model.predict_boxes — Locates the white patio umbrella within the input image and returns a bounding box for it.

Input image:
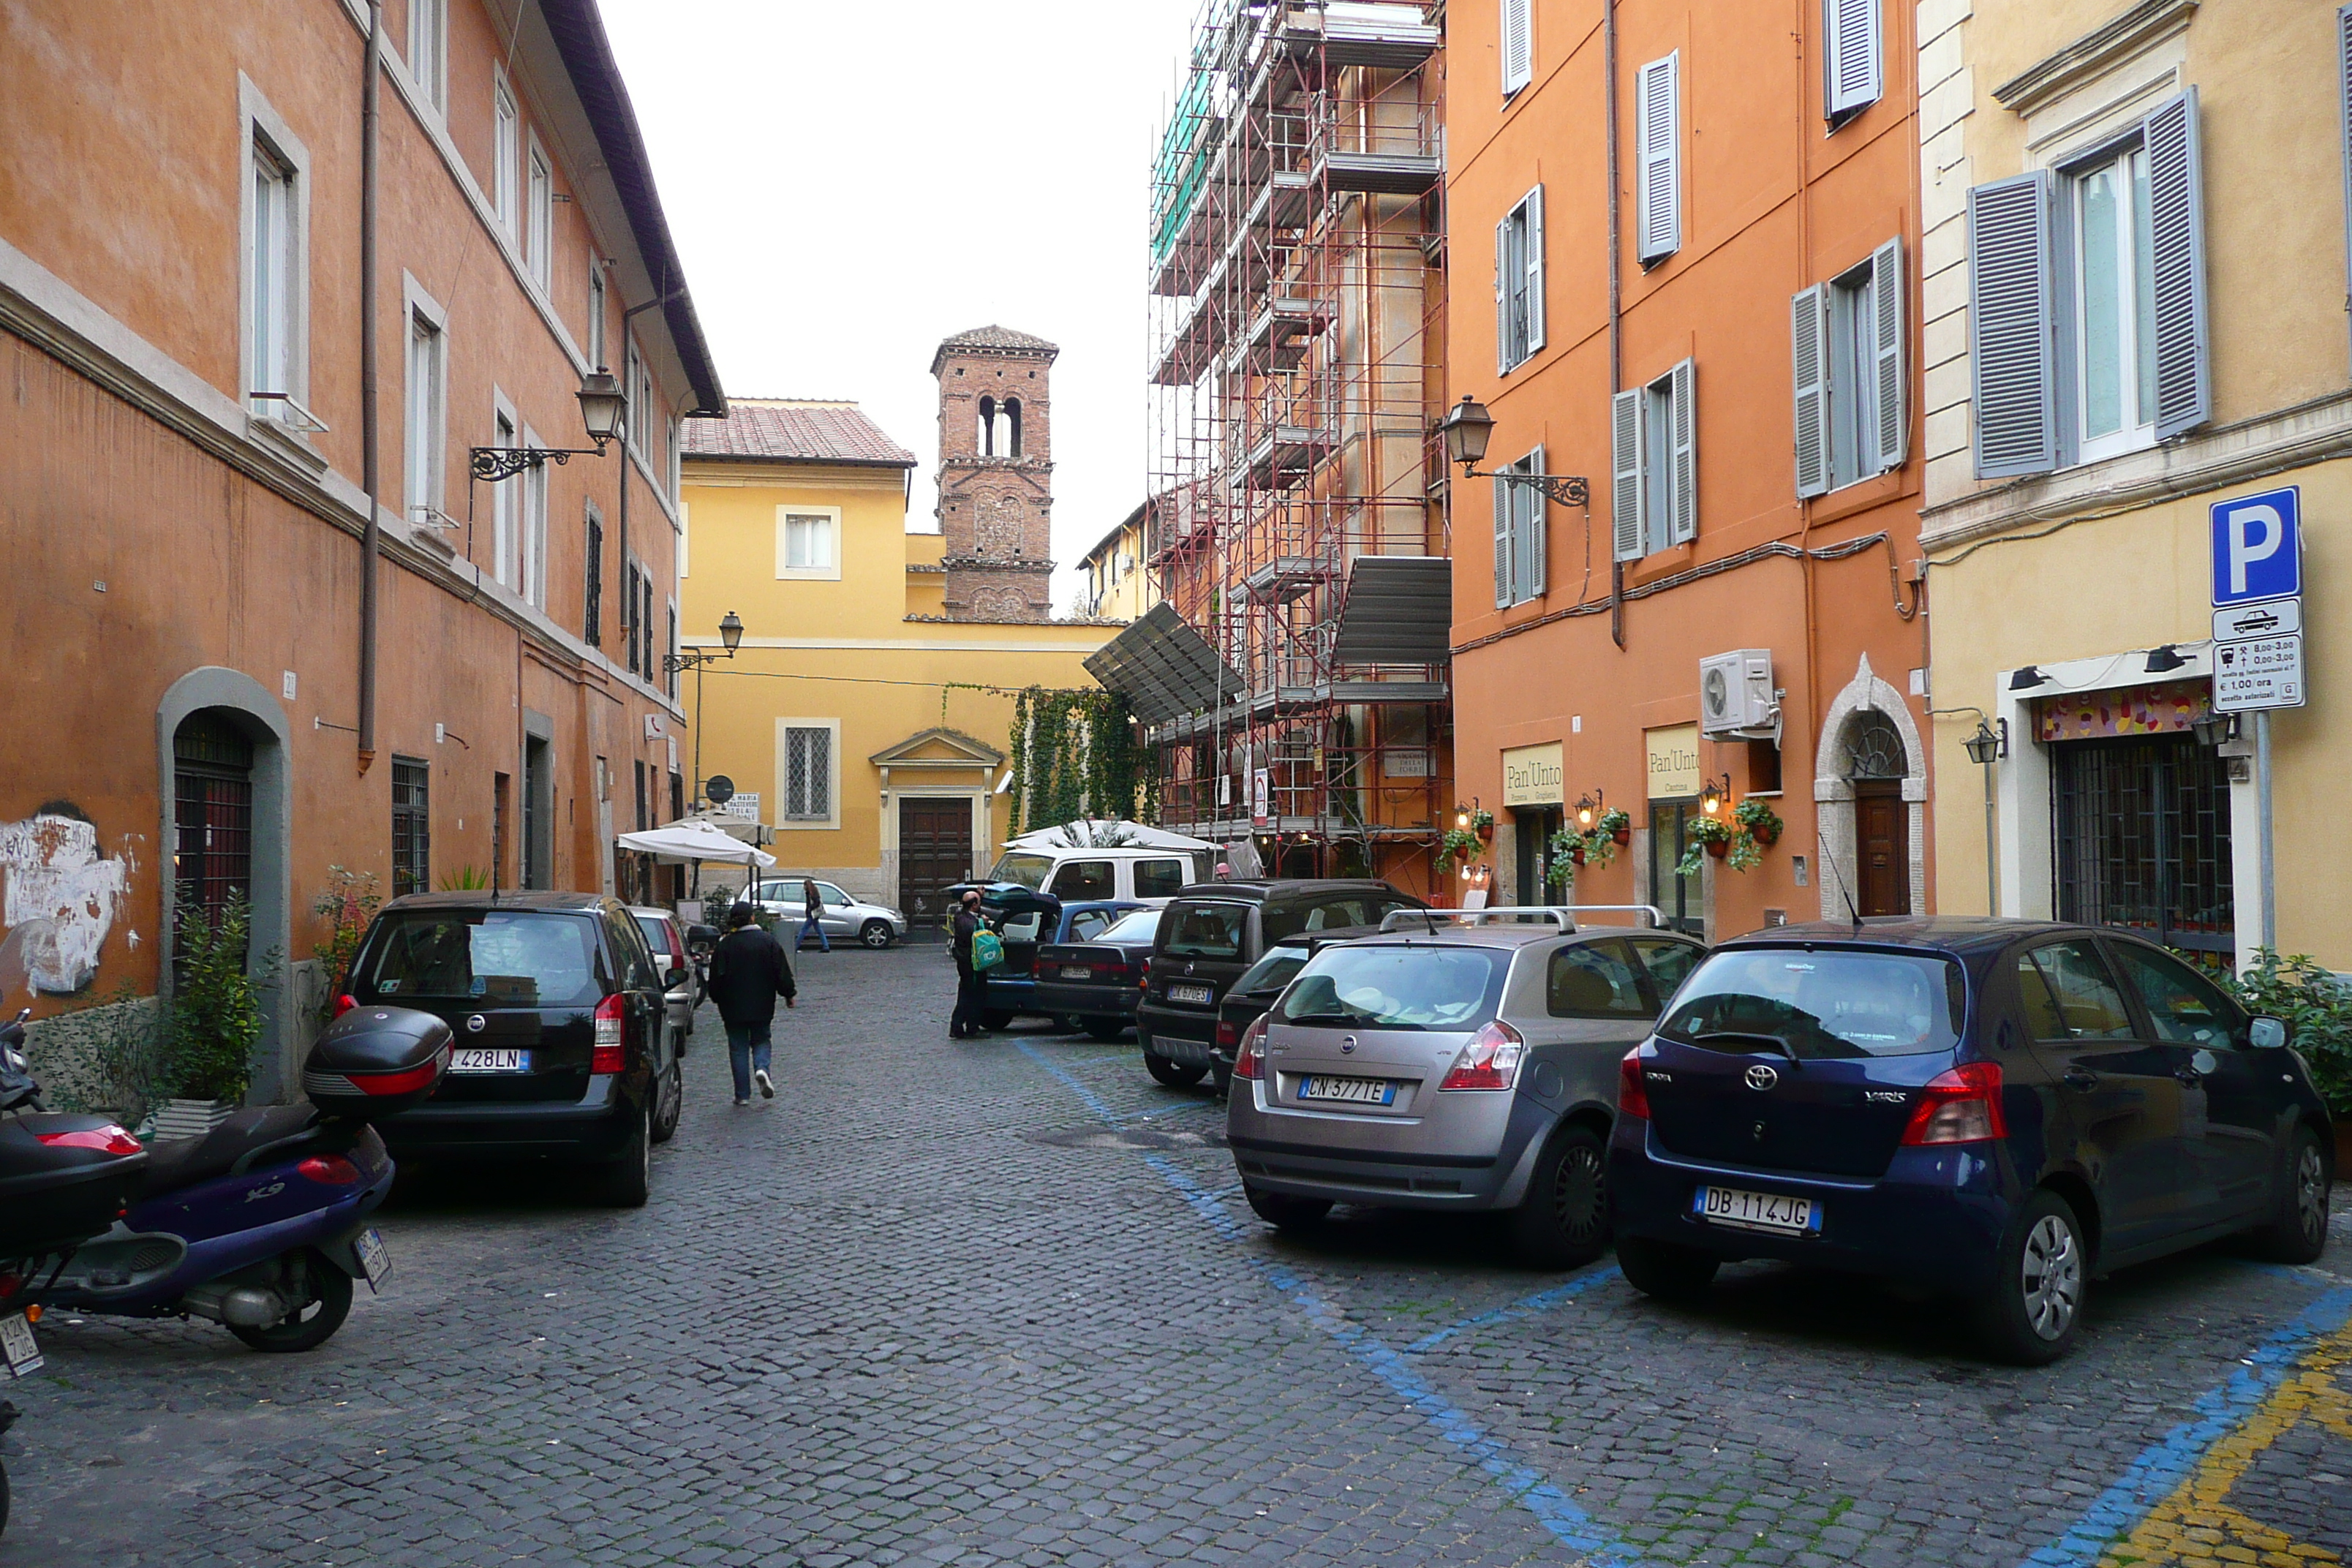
[1003,820,1217,852]
[615,821,776,872]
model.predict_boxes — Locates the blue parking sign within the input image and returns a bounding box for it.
[2211,487,2301,606]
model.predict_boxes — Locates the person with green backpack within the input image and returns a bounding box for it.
[949,889,1000,1039]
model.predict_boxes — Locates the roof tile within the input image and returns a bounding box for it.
[684,400,916,467]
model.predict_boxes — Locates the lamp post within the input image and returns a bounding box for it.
[1439,394,1591,508]
[1931,707,2007,914]
[469,369,628,481]
[664,611,744,810]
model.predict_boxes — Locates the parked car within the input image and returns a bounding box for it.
[1208,927,1385,1095]
[750,878,907,949]
[344,892,685,1205]
[1608,918,2335,1363]
[1029,907,1164,1041]
[979,897,1148,1030]
[1227,919,1706,1265]
[629,906,698,1050]
[1138,881,1427,1088]
[951,845,1208,911]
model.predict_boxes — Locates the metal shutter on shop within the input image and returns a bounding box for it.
[1871,237,1907,472]
[1966,170,2059,478]
[1637,55,1681,263]
[2141,90,2210,440]
[1611,389,1644,561]
[1791,284,1831,497]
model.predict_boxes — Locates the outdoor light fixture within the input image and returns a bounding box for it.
[1960,719,2009,766]
[1575,791,1602,828]
[1455,802,1472,831]
[2008,666,2049,691]
[470,370,629,482]
[2144,644,2190,674]
[1439,393,1591,506]
[666,611,743,676]
[1700,775,1729,815]
[718,610,745,654]
[2190,710,2237,747]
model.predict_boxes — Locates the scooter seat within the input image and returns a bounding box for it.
[138,1105,325,1198]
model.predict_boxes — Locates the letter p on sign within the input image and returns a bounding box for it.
[2211,486,2301,607]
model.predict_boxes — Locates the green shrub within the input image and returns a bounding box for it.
[310,865,380,1019]
[2228,949,2352,1116]
[163,897,269,1104]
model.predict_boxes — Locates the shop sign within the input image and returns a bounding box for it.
[1251,767,1271,826]
[2035,680,2209,742]
[1501,743,1564,808]
[1645,724,1700,799]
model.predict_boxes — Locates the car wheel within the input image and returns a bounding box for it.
[2252,1123,2331,1264]
[981,1010,1014,1033]
[650,1058,684,1145]
[1244,1183,1331,1230]
[1509,1124,1612,1270]
[860,920,893,950]
[598,1101,652,1209]
[227,1248,355,1353]
[1144,1047,1207,1088]
[1975,1188,2087,1365]
[1616,1235,1720,1303]
[1082,1017,1128,1042]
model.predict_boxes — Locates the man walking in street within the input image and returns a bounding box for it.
[708,903,796,1104]
[796,876,830,954]
[949,889,988,1040]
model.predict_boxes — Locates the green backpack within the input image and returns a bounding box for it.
[970,928,1006,971]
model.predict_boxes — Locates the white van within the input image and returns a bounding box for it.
[981,845,1209,905]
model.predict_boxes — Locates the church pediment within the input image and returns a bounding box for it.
[870,726,1006,767]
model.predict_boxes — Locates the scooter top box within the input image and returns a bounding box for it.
[0,1113,146,1258]
[304,1005,452,1120]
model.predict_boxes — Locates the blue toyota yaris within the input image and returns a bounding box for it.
[1608,917,2334,1364]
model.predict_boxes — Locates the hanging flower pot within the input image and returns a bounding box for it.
[1569,843,1586,866]
[1750,822,1779,847]
[1705,837,1730,860]
[1477,823,1495,844]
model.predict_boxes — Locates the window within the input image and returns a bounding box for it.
[1967,91,2209,479]
[587,261,607,370]
[777,508,840,579]
[626,342,653,458]
[1500,0,1532,96]
[1793,241,1904,496]
[678,502,689,578]
[1661,949,1967,1058]
[407,0,447,110]
[1635,53,1681,265]
[1491,447,1547,606]
[491,407,518,587]
[666,600,678,698]
[584,507,604,647]
[1494,184,1545,373]
[1627,936,1703,1001]
[492,79,519,233]
[668,414,682,502]
[782,725,833,821]
[1278,947,1508,1031]
[1051,861,1116,901]
[521,432,549,607]
[1068,909,1113,943]
[248,137,300,415]
[2108,941,2244,1049]
[173,713,255,930]
[1823,0,1882,121]
[1134,858,1188,899]
[2019,941,2135,1041]
[640,569,655,679]
[621,559,641,673]
[1548,941,1651,1019]
[391,756,431,897]
[1612,360,1695,559]
[527,145,553,290]
[2052,733,2234,959]
[404,306,446,524]
[356,910,602,1008]
[1162,902,1248,959]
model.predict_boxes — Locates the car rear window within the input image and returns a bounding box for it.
[1134,858,1188,899]
[359,911,605,1009]
[987,853,1052,891]
[1162,902,1248,959]
[633,916,674,957]
[1277,946,1509,1031]
[1659,949,1966,1059]
[1099,909,1161,944]
[1233,946,1310,997]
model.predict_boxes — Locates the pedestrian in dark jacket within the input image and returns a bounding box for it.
[949,890,989,1040]
[707,903,796,1104]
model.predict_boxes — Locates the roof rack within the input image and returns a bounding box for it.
[1378,905,1672,935]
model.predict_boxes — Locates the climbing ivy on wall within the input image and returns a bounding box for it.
[1009,689,1153,834]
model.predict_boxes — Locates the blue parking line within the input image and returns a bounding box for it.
[1409,1267,1624,1354]
[2019,1281,2352,1568]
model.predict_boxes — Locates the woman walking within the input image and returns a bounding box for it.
[797,876,831,953]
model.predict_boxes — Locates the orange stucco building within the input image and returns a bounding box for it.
[1445,0,1932,939]
[0,0,720,1103]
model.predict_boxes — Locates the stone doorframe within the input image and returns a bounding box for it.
[1813,655,1928,920]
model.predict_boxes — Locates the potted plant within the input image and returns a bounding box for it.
[157,896,269,1139]
[2228,950,2352,1167]
[1473,807,1496,845]
[1441,826,1482,864]
[1733,797,1784,848]
[1676,815,1734,875]
[1598,807,1632,847]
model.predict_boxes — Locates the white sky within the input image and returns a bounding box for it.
[602,1,1203,612]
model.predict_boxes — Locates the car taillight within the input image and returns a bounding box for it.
[297,1154,362,1185]
[1439,1020,1526,1091]
[36,1126,143,1156]
[1214,1019,1239,1049]
[1901,1061,2008,1145]
[1618,1047,1651,1120]
[1234,1015,1270,1080]
[592,994,626,1074]
[333,993,358,1019]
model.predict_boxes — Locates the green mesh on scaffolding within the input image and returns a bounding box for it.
[1150,0,1242,271]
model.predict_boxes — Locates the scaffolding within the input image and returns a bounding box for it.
[1137,0,1451,889]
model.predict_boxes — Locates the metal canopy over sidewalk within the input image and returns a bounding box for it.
[1084,602,1244,725]
[1331,556,1452,666]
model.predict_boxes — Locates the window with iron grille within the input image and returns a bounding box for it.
[173,712,255,930]
[2051,733,2234,960]
[783,726,832,821]
[391,756,430,897]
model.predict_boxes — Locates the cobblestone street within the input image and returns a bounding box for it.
[4,945,2348,1568]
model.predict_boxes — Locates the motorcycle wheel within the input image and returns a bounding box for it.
[228,1248,354,1353]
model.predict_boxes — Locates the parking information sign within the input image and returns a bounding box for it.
[2209,487,2307,713]
[2214,635,2305,712]
[2211,487,2301,606]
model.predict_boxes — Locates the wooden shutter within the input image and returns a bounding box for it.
[1825,0,1883,118]
[2142,89,2210,440]
[1870,237,1907,472]
[1495,214,1512,374]
[1791,284,1831,497]
[1493,470,1514,606]
[1668,360,1697,544]
[1524,445,1547,597]
[1611,389,1644,562]
[1966,170,2058,479]
[1524,185,1546,354]
[1501,0,1533,95]
[1637,55,1681,263]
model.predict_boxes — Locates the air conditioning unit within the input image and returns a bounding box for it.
[1700,649,1778,736]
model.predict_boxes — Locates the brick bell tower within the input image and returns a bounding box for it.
[931,325,1058,622]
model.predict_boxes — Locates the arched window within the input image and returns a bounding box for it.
[977,396,996,456]
[1003,397,1022,458]
[1843,710,1908,780]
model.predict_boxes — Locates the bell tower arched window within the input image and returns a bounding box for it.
[1003,397,1022,458]
[977,395,997,456]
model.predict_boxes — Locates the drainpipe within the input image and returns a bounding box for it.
[357,0,384,772]
[1605,0,1625,651]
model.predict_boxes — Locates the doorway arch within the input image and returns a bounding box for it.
[1813,655,1926,919]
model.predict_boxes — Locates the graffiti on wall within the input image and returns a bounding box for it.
[0,810,133,994]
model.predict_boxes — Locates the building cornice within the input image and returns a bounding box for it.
[1991,0,2199,118]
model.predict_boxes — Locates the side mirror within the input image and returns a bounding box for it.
[2248,1015,2290,1051]
[665,966,689,990]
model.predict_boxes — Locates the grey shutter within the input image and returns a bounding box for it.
[1668,359,1697,543]
[1493,471,1513,606]
[1871,236,1907,471]
[1524,185,1546,354]
[1501,0,1532,95]
[1966,170,2058,478]
[1495,214,1512,374]
[1611,389,1643,561]
[1637,55,1681,263]
[1791,284,1831,497]
[1825,0,1883,118]
[2142,89,2210,440]
[1524,445,1548,596]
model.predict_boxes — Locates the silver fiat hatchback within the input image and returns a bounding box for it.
[1226,917,1705,1266]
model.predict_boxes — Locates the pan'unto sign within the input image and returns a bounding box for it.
[1501,744,1563,807]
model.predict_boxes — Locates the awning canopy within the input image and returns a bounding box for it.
[1333,555,1452,666]
[1005,821,1218,852]
[615,821,775,868]
[1083,601,1243,725]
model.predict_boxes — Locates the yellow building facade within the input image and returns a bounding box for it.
[1078,504,1156,622]
[679,371,1115,926]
